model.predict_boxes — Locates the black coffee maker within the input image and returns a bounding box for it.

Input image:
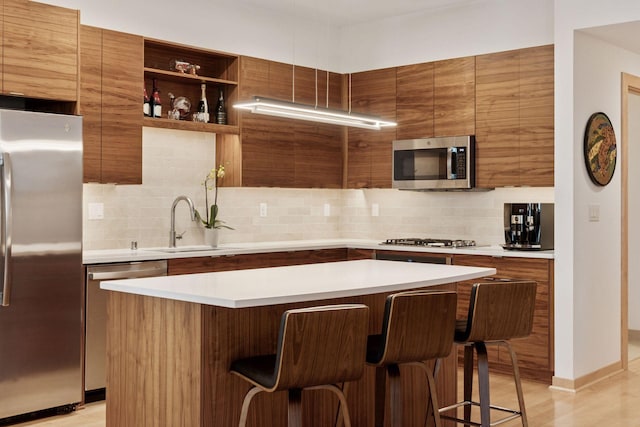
[503,203,554,250]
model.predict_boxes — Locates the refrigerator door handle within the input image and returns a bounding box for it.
[0,152,12,307]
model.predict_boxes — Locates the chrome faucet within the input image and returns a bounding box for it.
[170,195,197,248]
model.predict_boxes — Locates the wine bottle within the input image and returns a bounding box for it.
[151,78,162,118]
[198,83,209,123]
[143,88,151,117]
[215,88,227,125]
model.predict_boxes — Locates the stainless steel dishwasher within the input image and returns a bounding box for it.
[85,260,168,396]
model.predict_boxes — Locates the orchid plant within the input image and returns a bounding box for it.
[195,165,234,230]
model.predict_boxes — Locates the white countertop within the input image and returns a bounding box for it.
[83,238,554,265]
[100,259,496,308]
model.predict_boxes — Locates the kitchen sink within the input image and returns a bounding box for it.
[143,245,230,253]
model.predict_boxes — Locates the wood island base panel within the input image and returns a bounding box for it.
[103,260,495,426]
[106,288,458,427]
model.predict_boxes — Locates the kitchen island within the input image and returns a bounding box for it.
[102,259,495,427]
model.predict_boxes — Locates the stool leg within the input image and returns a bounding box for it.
[388,364,402,426]
[463,345,474,424]
[504,341,528,427]
[424,361,442,427]
[238,386,263,427]
[374,366,387,427]
[476,342,490,427]
[288,388,303,427]
[334,382,348,427]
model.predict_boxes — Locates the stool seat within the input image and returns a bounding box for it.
[230,304,369,427]
[440,280,537,427]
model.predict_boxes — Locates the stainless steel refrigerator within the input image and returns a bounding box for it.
[0,109,83,419]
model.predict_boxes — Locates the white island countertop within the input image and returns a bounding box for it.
[100,259,496,308]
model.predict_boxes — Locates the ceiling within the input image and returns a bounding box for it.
[237,0,482,26]
[582,21,640,56]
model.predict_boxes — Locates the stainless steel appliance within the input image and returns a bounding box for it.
[0,109,83,419]
[392,136,475,190]
[381,238,477,248]
[503,203,554,250]
[85,260,168,394]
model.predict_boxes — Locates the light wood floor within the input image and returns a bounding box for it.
[8,358,640,426]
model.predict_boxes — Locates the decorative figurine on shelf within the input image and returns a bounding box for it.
[170,59,201,76]
[167,93,180,120]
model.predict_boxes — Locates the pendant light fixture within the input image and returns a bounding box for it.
[234,96,397,130]
[233,2,396,130]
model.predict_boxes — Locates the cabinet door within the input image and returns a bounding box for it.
[453,254,553,383]
[79,25,103,183]
[396,62,434,140]
[347,68,396,188]
[3,0,78,101]
[519,45,554,187]
[434,57,475,137]
[475,49,520,188]
[100,30,143,184]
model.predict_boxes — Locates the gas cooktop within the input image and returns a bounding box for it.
[381,238,477,248]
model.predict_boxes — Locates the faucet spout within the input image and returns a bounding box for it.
[170,195,197,247]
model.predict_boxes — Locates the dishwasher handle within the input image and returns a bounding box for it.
[88,265,167,281]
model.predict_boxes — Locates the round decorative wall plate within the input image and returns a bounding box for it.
[584,112,617,186]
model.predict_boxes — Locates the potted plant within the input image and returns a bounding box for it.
[195,165,233,247]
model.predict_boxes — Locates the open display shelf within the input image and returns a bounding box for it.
[143,38,239,134]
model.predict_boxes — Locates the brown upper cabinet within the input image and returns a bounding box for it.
[434,56,476,137]
[396,62,435,140]
[3,0,79,102]
[347,67,397,188]
[220,56,343,188]
[80,26,143,184]
[475,45,554,188]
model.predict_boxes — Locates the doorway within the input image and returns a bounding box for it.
[622,73,640,367]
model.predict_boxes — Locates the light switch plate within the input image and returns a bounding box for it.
[323,203,331,217]
[372,203,380,217]
[588,204,600,222]
[259,203,268,217]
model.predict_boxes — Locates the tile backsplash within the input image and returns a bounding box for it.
[83,128,554,250]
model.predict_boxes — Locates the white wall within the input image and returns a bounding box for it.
[41,0,552,73]
[554,0,640,381]
[338,0,554,72]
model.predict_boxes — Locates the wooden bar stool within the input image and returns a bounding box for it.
[439,280,537,427]
[366,290,458,427]
[229,304,369,427]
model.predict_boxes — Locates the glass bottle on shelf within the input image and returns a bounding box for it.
[198,83,209,123]
[215,88,226,125]
[143,88,151,117]
[150,78,162,118]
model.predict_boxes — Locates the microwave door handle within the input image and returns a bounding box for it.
[0,153,12,307]
[447,148,457,179]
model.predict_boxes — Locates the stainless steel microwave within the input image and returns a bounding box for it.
[392,136,475,190]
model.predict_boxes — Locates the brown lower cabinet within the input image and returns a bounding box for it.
[168,248,351,275]
[453,254,554,383]
[168,248,553,384]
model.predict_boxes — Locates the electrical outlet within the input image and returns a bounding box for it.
[88,202,104,220]
[323,203,331,217]
[372,203,380,217]
[259,202,268,217]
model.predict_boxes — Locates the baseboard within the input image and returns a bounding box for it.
[551,360,623,392]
